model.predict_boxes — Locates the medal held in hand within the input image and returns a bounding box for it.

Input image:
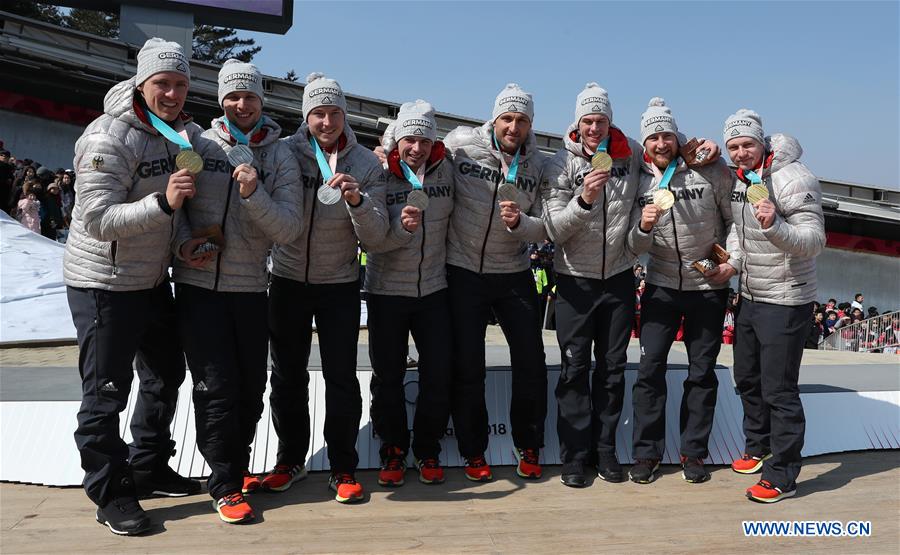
[227,144,254,168]
[746,183,769,205]
[591,151,613,171]
[652,188,675,211]
[498,182,519,203]
[317,183,342,205]
[175,149,204,175]
[406,189,429,211]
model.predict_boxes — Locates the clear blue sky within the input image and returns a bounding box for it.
[245,1,899,189]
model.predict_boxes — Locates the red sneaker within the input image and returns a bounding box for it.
[213,492,254,524]
[514,447,542,479]
[329,473,365,503]
[416,458,445,484]
[378,446,407,487]
[242,471,261,494]
[260,463,308,492]
[731,453,772,474]
[746,479,796,503]
[464,455,493,482]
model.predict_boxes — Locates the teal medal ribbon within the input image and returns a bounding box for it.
[310,136,335,181]
[745,169,763,185]
[399,160,424,190]
[492,132,520,183]
[145,108,192,151]
[224,117,263,145]
[657,158,678,190]
[595,136,610,154]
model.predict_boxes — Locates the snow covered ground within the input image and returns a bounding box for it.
[0,211,76,343]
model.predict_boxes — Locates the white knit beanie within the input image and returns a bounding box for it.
[575,82,612,123]
[302,72,347,121]
[136,37,190,85]
[724,108,765,145]
[393,99,437,143]
[218,59,264,107]
[492,83,534,122]
[640,97,678,144]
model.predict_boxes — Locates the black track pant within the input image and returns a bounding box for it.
[632,284,728,460]
[447,265,547,458]
[554,270,633,463]
[67,282,185,507]
[733,299,809,491]
[268,276,361,473]
[176,284,268,500]
[367,289,452,460]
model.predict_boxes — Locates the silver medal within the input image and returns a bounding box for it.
[317,183,342,205]
[406,189,430,210]
[498,183,519,203]
[227,144,254,168]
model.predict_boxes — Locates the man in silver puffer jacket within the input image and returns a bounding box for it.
[171,60,301,524]
[262,73,387,504]
[362,100,455,487]
[723,109,825,503]
[626,98,739,486]
[444,83,548,483]
[64,38,201,536]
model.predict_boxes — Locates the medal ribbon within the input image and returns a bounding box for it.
[399,160,426,190]
[492,132,520,184]
[310,136,338,182]
[745,169,763,185]
[650,158,678,190]
[595,136,610,154]
[145,109,193,151]
[224,117,263,146]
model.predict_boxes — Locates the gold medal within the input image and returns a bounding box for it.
[591,151,613,172]
[175,149,204,175]
[652,189,675,211]
[746,183,769,205]
[406,189,430,211]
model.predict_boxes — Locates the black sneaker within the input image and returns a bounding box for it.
[596,454,625,483]
[560,461,588,488]
[681,456,710,483]
[96,497,151,536]
[133,464,201,497]
[629,459,660,484]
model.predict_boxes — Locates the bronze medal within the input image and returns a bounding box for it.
[746,183,769,205]
[175,149,204,175]
[652,189,675,211]
[497,182,519,203]
[406,189,430,211]
[591,151,613,171]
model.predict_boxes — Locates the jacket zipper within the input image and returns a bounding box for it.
[417,210,426,298]
[670,196,683,290]
[478,177,499,274]
[110,240,118,275]
[212,176,235,291]
[601,185,608,280]
[740,197,754,302]
[304,169,320,284]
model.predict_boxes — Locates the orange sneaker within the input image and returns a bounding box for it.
[242,471,261,494]
[464,455,493,482]
[213,492,254,524]
[416,458,445,484]
[378,446,407,487]
[260,463,307,492]
[731,453,772,474]
[746,479,796,503]
[513,447,542,479]
[329,473,364,503]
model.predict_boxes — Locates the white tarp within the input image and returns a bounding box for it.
[0,212,76,343]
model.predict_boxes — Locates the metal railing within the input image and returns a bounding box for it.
[822,310,900,353]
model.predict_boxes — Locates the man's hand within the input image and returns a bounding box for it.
[499,200,521,229]
[166,169,195,210]
[581,169,610,204]
[705,263,737,285]
[233,163,258,199]
[330,173,361,206]
[400,205,421,232]
[640,204,662,232]
[179,237,216,268]
[373,145,387,165]
[754,198,776,229]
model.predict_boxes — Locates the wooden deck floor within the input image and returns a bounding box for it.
[1,451,897,554]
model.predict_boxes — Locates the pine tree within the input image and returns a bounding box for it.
[284,70,299,82]
[65,9,119,39]
[1,1,64,25]
[192,24,261,64]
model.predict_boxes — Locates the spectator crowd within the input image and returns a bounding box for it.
[0,144,75,241]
